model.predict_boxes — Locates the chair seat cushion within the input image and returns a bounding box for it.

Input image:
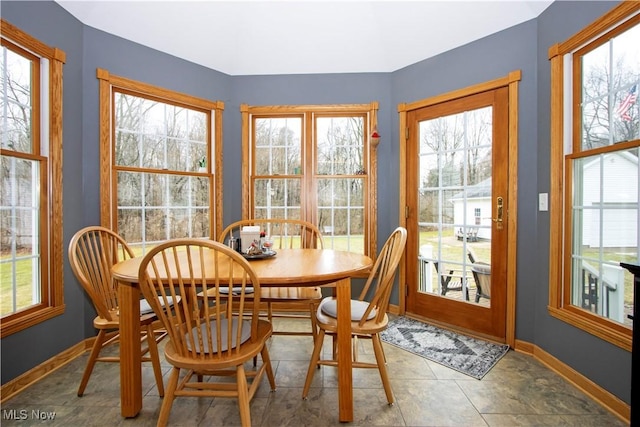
[186,318,251,353]
[139,296,176,315]
[219,287,255,295]
[319,297,376,321]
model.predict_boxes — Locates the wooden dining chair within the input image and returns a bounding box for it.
[217,218,325,339]
[137,239,276,427]
[68,226,166,397]
[301,226,407,405]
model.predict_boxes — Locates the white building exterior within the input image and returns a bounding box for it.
[450,178,492,241]
[581,151,638,248]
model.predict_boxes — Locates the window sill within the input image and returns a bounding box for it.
[548,305,631,351]
[0,305,66,339]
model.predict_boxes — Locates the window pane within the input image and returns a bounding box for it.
[0,156,40,315]
[117,171,210,247]
[316,117,364,175]
[253,178,301,219]
[254,117,301,176]
[581,23,640,149]
[442,189,458,226]
[571,148,638,325]
[115,93,208,172]
[317,177,364,252]
[0,47,33,154]
[419,189,439,225]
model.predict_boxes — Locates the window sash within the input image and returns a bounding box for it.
[572,13,640,153]
[0,19,65,337]
[98,69,223,252]
[548,2,640,350]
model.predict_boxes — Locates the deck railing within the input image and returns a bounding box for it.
[579,261,625,323]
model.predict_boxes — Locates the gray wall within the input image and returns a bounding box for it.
[1,0,631,407]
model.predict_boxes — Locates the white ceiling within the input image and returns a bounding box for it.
[55,0,554,76]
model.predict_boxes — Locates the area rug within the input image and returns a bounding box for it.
[380,316,509,379]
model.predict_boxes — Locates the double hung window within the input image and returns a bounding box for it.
[241,103,379,257]
[0,20,65,337]
[548,3,639,349]
[98,69,223,252]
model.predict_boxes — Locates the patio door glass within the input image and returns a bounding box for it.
[406,87,508,340]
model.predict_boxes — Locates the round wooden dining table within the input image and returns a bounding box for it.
[112,247,372,423]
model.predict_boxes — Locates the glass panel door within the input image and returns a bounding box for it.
[406,87,508,340]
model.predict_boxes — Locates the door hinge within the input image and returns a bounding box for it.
[405,206,409,218]
[405,127,409,140]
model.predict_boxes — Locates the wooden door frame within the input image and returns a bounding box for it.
[397,71,520,348]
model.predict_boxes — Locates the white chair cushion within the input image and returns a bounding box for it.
[139,296,176,315]
[319,297,376,321]
[186,318,251,353]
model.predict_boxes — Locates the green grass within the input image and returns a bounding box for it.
[0,257,37,316]
[321,235,364,253]
[418,229,491,263]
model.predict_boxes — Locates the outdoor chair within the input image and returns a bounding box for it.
[433,261,470,301]
[467,247,491,302]
[470,263,491,302]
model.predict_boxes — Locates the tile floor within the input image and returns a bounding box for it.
[1,317,628,426]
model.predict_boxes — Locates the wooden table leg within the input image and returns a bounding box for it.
[336,277,353,422]
[117,280,142,417]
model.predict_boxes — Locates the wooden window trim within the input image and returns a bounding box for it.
[547,2,640,351]
[0,20,66,338]
[96,68,224,237]
[240,103,379,259]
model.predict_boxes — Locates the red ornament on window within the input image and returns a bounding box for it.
[371,127,381,147]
